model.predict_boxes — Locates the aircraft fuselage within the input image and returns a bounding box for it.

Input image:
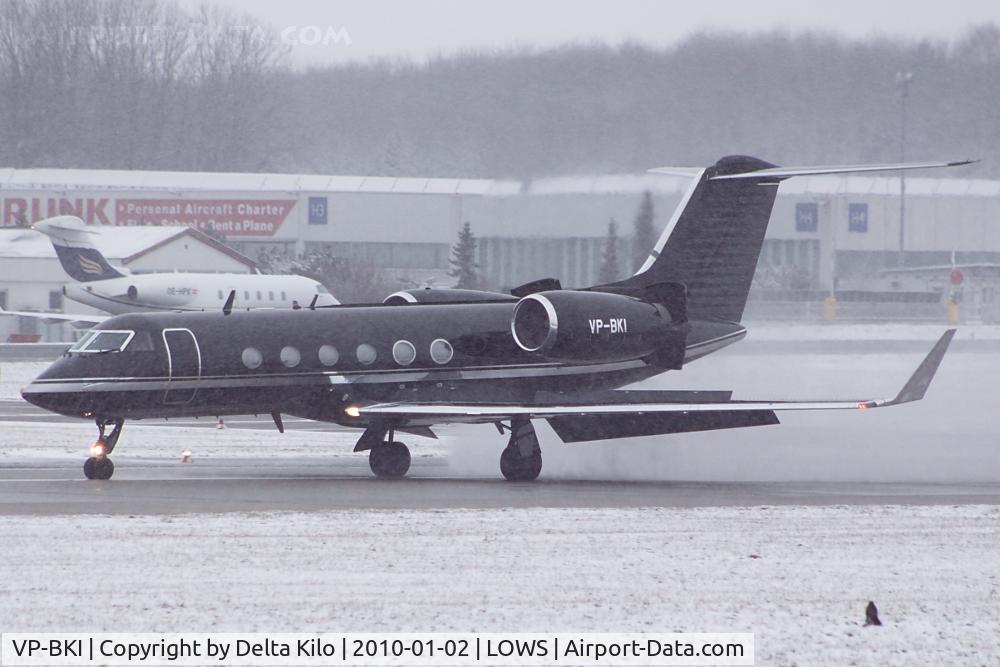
[22,304,744,427]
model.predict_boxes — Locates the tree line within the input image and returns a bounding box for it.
[1,0,998,179]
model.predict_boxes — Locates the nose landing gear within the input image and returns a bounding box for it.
[84,417,124,480]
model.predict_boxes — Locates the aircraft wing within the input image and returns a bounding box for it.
[358,329,955,420]
[0,307,107,324]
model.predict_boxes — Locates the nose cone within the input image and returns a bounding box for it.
[19,358,92,418]
[20,379,56,411]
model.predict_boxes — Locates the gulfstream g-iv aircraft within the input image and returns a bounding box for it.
[21,156,967,481]
[0,216,337,324]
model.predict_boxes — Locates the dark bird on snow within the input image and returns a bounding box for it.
[864,600,882,626]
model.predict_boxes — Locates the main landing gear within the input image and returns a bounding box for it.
[498,417,542,481]
[356,425,411,478]
[369,441,411,479]
[84,417,124,480]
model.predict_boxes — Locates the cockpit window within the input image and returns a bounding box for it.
[74,330,135,354]
[69,331,98,352]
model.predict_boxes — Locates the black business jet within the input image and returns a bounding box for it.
[21,156,966,481]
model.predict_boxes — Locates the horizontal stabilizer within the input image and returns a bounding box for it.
[707,160,976,181]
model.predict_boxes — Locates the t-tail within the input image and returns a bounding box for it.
[34,216,125,283]
[602,155,974,323]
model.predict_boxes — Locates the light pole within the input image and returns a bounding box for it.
[896,71,914,267]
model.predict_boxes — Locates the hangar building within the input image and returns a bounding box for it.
[2,165,999,323]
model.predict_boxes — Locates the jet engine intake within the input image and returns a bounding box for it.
[511,290,677,362]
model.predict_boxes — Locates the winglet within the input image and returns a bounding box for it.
[882,329,956,406]
[222,290,236,315]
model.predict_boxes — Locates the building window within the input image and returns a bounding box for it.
[849,203,868,233]
[49,290,63,310]
[308,197,328,225]
[795,203,818,232]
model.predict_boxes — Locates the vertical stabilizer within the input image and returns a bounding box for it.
[34,216,125,282]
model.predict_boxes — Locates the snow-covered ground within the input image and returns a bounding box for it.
[1,505,997,665]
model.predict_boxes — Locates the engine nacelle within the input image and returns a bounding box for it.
[384,288,517,305]
[511,290,676,362]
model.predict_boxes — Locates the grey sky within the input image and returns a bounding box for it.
[204,0,1000,66]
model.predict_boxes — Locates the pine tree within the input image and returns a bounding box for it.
[631,190,656,272]
[449,221,479,289]
[598,219,620,284]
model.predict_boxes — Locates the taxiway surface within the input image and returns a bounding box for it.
[2,456,1000,515]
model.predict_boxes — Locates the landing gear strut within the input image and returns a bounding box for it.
[499,417,542,481]
[84,417,124,481]
[357,425,411,478]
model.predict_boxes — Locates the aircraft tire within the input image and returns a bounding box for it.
[369,441,410,478]
[500,446,542,481]
[84,456,114,480]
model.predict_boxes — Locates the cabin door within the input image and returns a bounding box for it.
[162,328,201,404]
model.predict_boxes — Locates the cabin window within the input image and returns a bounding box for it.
[241,347,263,369]
[129,330,155,351]
[280,345,301,368]
[356,343,377,365]
[74,330,134,354]
[281,291,287,301]
[218,290,224,300]
[269,291,275,301]
[430,338,454,364]
[392,340,416,366]
[318,344,339,366]
[244,291,250,301]
[256,291,262,301]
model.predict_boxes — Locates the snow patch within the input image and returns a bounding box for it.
[1,505,997,666]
